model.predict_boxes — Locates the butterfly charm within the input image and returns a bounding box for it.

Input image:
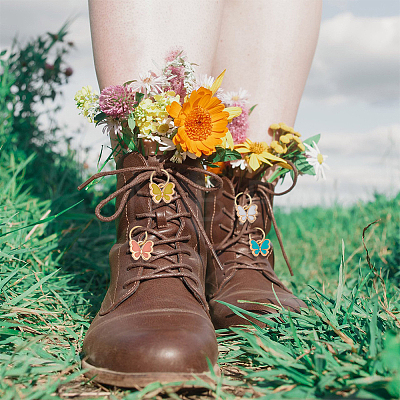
[249,227,271,257]
[236,203,258,224]
[249,238,271,257]
[235,192,258,224]
[129,227,154,261]
[149,170,175,204]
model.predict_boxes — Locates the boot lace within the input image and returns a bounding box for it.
[215,161,298,278]
[78,162,223,307]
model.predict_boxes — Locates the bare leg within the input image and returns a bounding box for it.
[88,0,225,160]
[212,0,322,143]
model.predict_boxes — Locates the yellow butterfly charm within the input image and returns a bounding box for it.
[149,169,175,204]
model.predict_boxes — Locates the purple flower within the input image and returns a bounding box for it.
[164,48,189,101]
[165,48,182,63]
[228,101,249,144]
[166,65,186,100]
[99,85,136,119]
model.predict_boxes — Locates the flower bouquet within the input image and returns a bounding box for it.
[75,50,328,182]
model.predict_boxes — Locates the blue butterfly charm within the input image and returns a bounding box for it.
[249,238,271,257]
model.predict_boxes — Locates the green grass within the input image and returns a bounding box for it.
[0,146,399,399]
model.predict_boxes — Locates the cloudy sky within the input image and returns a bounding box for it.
[1,0,399,208]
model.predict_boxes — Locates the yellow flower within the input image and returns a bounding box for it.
[75,85,99,123]
[227,107,242,122]
[278,122,295,134]
[270,140,285,154]
[286,134,305,151]
[221,130,234,150]
[286,126,295,134]
[167,70,239,157]
[135,96,179,136]
[292,135,302,144]
[269,123,280,130]
[154,91,180,107]
[235,139,288,171]
[279,134,292,144]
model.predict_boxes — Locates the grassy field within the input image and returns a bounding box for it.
[1,144,399,399]
[1,28,399,400]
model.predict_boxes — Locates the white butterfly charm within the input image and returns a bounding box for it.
[234,192,258,224]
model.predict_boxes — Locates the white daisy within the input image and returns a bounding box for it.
[170,149,197,163]
[157,137,176,152]
[137,131,153,141]
[205,176,215,189]
[194,74,223,97]
[155,118,175,136]
[230,159,249,171]
[220,88,249,105]
[304,141,330,180]
[196,74,215,90]
[136,134,176,152]
[130,71,169,96]
[97,118,122,136]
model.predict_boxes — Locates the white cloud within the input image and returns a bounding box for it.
[276,124,400,208]
[319,124,400,191]
[305,12,400,106]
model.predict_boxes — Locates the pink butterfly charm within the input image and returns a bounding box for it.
[129,239,154,261]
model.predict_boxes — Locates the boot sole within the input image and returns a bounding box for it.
[82,360,220,388]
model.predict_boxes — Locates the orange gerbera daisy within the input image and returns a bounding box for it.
[167,71,241,157]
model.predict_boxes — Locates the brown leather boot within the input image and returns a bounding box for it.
[78,151,223,387]
[205,170,306,329]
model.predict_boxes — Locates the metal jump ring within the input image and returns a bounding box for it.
[249,227,266,243]
[129,226,148,245]
[234,192,252,209]
[149,169,170,187]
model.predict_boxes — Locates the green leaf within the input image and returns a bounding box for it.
[132,125,140,148]
[210,147,242,163]
[210,147,225,163]
[294,155,315,175]
[303,133,321,146]
[369,296,378,358]
[224,149,242,161]
[94,111,107,125]
[206,163,221,169]
[122,131,138,152]
[123,79,136,86]
[267,167,287,183]
[0,269,19,293]
[135,92,144,103]
[249,104,257,115]
[127,112,136,131]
